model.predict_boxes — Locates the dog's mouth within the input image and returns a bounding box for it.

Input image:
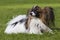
[30,12,36,16]
[30,11,40,18]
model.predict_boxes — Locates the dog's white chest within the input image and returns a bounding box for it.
[28,18,42,34]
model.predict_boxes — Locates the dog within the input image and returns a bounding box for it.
[4,14,53,34]
[4,6,54,34]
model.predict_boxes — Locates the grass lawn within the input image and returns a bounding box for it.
[0,0,60,40]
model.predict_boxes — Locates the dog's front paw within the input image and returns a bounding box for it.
[49,31,54,34]
[39,33,43,35]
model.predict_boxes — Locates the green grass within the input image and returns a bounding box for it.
[0,0,60,40]
[0,0,60,5]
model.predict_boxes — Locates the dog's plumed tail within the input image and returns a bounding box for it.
[4,15,27,34]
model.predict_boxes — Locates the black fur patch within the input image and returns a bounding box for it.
[12,18,26,26]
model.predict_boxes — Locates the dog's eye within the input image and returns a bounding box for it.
[37,10,39,11]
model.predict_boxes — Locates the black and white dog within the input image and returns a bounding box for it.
[4,6,53,34]
[26,6,53,34]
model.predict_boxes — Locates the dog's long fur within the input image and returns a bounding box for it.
[27,6,55,27]
[27,17,53,34]
[41,7,55,27]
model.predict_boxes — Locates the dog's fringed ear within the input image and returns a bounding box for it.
[43,6,55,27]
[33,5,38,9]
[44,6,54,11]
[32,5,41,10]
[33,5,42,12]
[43,6,54,14]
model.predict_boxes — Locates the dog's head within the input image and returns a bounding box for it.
[28,5,42,18]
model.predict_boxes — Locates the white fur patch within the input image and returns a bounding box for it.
[7,15,27,25]
[31,12,35,16]
[4,15,27,34]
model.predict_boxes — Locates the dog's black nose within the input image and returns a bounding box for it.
[30,13,32,16]
[30,12,36,16]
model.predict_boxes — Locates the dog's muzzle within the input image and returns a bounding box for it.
[30,12,36,16]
